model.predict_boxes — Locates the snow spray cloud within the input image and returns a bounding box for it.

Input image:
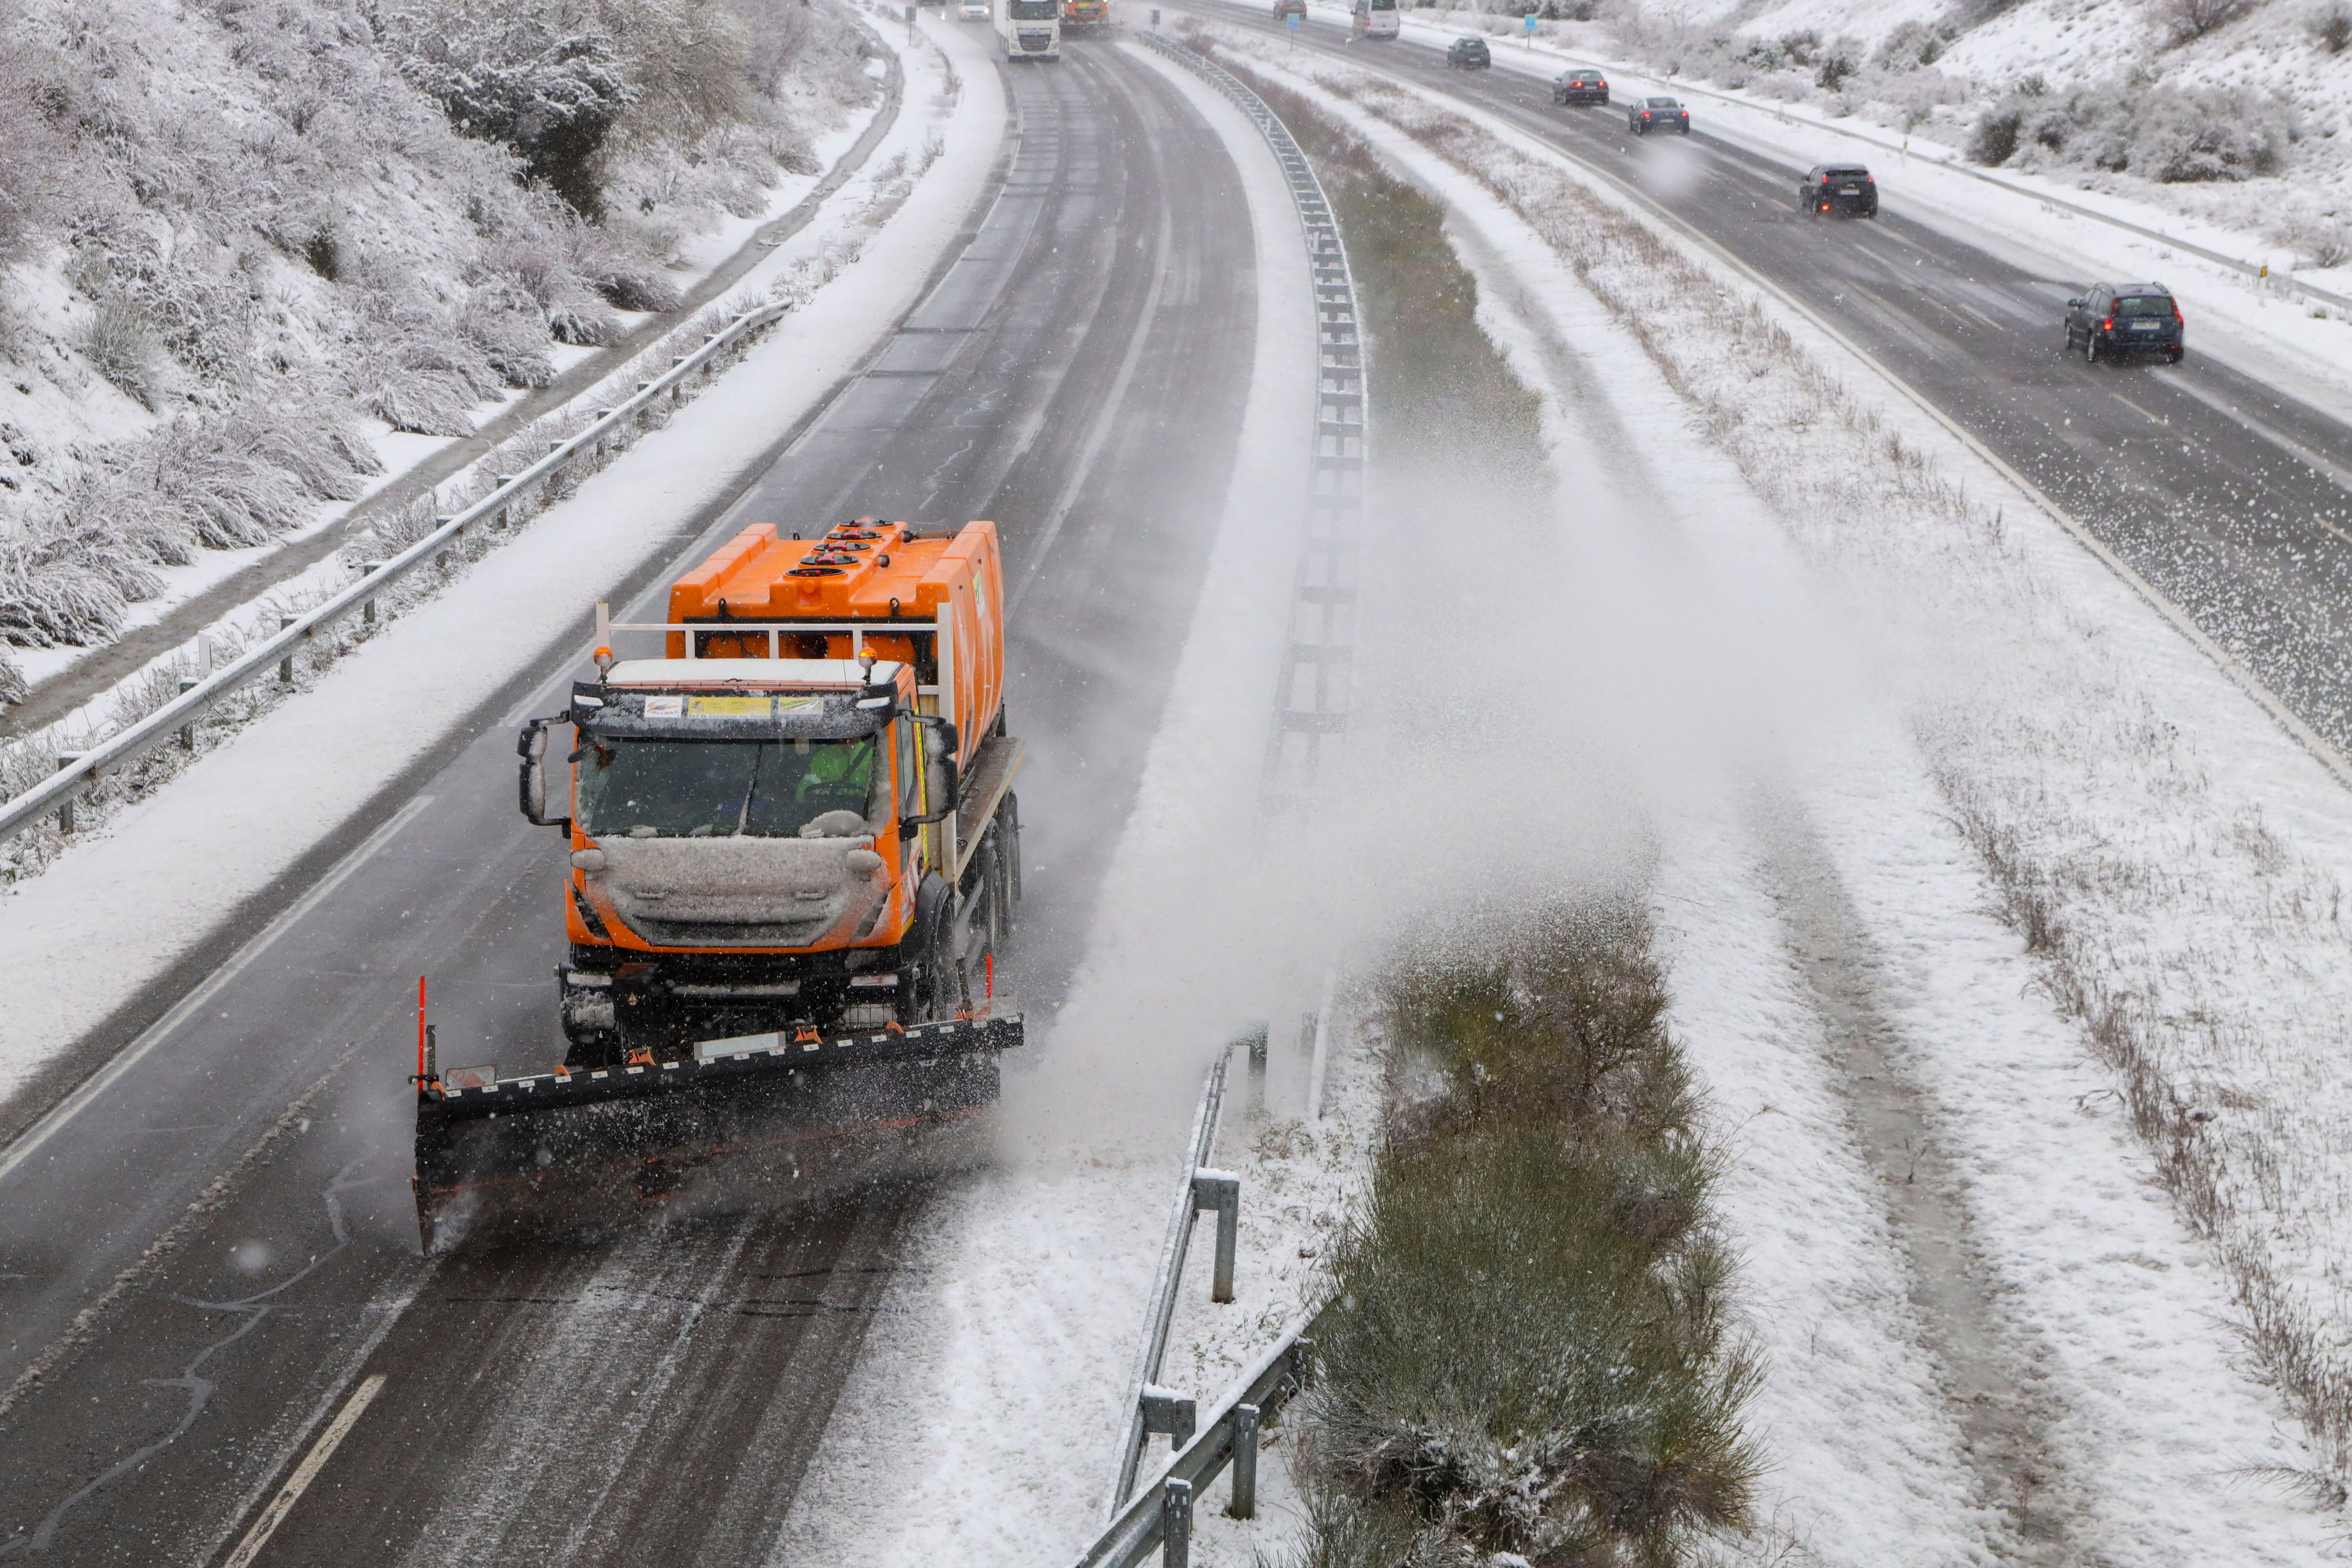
[996,53,1862,1168]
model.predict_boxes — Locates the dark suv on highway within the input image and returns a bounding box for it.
[1447,34,1491,67]
[1799,163,1877,218]
[1628,96,1689,134]
[2065,283,2185,365]
[1554,67,1608,104]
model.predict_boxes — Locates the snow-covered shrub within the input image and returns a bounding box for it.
[2313,0,2352,50]
[2153,0,2252,43]
[71,296,162,410]
[376,3,638,218]
[1303,904,1760,1567]
[2278,213,2352,266]
[1874,18,1953,67]
[1971,80,2292,182]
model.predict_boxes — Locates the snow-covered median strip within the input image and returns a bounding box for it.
[0,11,1004,1112]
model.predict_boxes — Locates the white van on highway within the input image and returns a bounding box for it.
[1352,0,1398,38]
[997,0,1061,56]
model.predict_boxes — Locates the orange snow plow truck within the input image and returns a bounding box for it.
[412,518,1025,1249]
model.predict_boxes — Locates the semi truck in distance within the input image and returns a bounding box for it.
[998,0,1061,56]
[411,518,1026,1248]
[1061,0,1109,27]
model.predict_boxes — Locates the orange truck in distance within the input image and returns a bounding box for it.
[1062,0,1108,23]
[411,518,1025,1248]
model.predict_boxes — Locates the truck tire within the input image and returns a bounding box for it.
[900,873,959,1024]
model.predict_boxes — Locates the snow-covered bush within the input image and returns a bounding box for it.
[2153,0,2253,44]
[2278,212,2352,265]
[1971,80,2292,181]
[1302,905,1760,1567]
[2313,0,2352,50]
[390,20,637,219]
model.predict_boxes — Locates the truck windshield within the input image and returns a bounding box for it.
[579,737,877,839]
[1009,2,1057,18]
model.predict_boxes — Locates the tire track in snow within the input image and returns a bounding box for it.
[1751,795,2082,1565]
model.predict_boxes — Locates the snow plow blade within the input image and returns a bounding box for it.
[412,1013,1022,1252]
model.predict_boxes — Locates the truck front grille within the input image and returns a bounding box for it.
[626,915,834,948]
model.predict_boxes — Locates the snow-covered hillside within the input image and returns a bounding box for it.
[0,0,874,698]
[1435,0,2352,275]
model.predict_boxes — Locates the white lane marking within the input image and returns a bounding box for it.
[192,1260,440,1568]
[0,792,436,1186]
[218,1374,387,1568]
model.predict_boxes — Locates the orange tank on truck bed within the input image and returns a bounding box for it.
[411,518,1025,1250]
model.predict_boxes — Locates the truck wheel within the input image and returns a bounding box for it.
[900,875,959,1024]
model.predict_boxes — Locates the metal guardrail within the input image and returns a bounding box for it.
[1109,1045,1239,1509]
[0,302,791,846]
[1137,29,1366,810]
[1077,1313,1318,1568]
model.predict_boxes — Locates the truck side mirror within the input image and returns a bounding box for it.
[898,715,962,829]
[517,717,572,831]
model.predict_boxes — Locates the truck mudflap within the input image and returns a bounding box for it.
[412,1013,1022,1252]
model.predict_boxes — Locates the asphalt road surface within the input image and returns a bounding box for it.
[0,37,1256,1567]
[1197,1,2352,758]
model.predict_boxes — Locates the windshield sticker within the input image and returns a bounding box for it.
[643,696,685,718]
[689,695,774,716]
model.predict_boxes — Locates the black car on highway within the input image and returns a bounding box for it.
[1629,96,1689,134]
[2065,283,2185,365]
[1447,34,1491,68]
[1800,163,1877,218]
[1554,67,1608,104]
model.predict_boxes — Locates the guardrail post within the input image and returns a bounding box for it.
[1191,1170,1240,1304]
[1241,1020,1269,1116]
[55,753,83,835]
[1160,1479,1192,1568]
[277,615,297,685]
[176,676,199,749]
[1139,1385,1196,1450]
[359,560,382,623]
[1228,1403,1260,1519]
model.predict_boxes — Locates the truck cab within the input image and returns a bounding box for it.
[997,0,1061,57]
